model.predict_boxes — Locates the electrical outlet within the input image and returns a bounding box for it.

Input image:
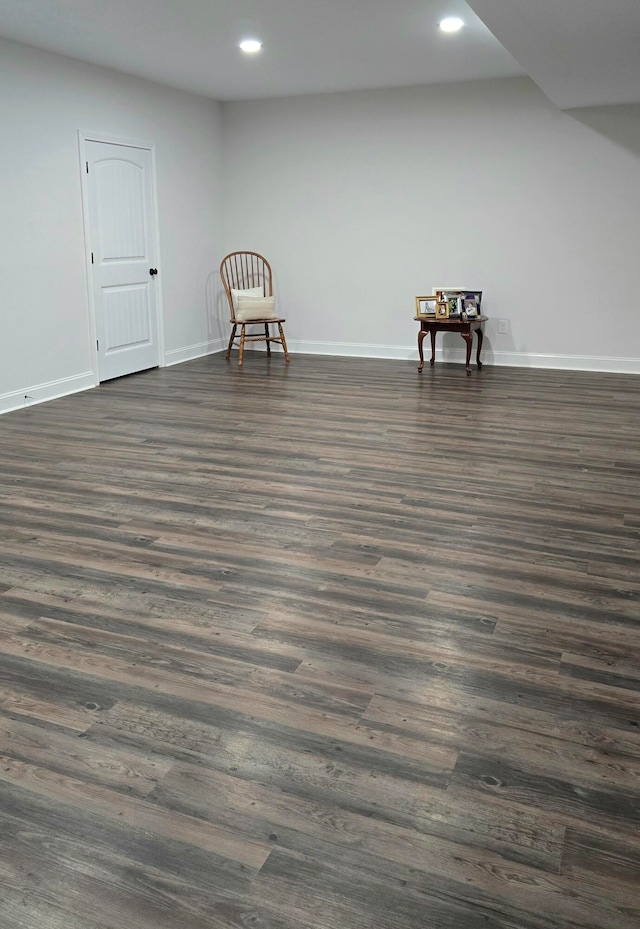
[497,319,509,334]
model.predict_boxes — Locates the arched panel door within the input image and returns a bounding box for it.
[85,140,160,381]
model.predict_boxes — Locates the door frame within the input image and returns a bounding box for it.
[78,130,165,384]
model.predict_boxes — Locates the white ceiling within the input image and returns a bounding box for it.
[0,0,638,108]
[0,0,523,100]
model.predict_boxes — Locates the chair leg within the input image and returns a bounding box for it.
[278,323,290,362]
[265,323,271,354]
[238,324,246,366]
[225,324,237,361]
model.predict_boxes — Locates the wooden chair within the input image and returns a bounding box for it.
[220,252,290,366]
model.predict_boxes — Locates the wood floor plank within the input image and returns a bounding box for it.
[561,826,640,885]
[451,750,640,836]
[1,583,267,634]
[491,611,640,664]
[254,607,561,674]
[362,693,640,791]
[0,679,100,732]
[0,587,301,669]
[6,615,376,723]
[90,704,455,819]
[293,648,640,734]
[0,610,33,637]
[254,843,639,929]
[0,713,171,796]
[363,691,640,760]
[0,753,270,869]
[151,757,565,873]
[0,810,258,929]
[560,650,640,691]
[0,887,123,929]
[92,693,455,773]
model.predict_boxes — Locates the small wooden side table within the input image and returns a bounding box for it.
[415,315,488,375]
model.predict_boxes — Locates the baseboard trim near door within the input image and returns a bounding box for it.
[164,339,227,366]
[0,371,97,416]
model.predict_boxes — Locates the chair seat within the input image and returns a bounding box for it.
[230,316,286,324]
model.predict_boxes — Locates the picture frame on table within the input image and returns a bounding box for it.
[462,291,482,318]
[435,300,450,320]
[415,295,438,318]
[444,292,463,317]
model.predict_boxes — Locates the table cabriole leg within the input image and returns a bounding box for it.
[430,330,437,366]
[461,331,473,375]
[418,329,427,372]
[476,327,484,369]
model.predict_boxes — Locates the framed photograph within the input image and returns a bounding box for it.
[444,291,463,317]
[462,291,482,317]
[415,295,438,317]
[435,300,450,320]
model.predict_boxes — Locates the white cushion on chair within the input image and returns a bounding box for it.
[235,295,277,322]
[230,285,263,311]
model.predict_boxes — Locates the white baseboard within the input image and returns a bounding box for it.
[0,371,96,416]
[164,339,226,366]
[283,340,640,375]
[281,340,416,361]
[485,350,640,374]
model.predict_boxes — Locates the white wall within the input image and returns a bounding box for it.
[0,38,223,413]
[221,78,640,372]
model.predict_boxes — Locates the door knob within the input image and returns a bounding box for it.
[149,268,158,276]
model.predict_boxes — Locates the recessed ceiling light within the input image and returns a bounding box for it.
[439,17,464,33]
[239,39,263,54]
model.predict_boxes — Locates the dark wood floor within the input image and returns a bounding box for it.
[0,352,639,929]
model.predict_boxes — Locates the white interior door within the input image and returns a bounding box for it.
[85,140,160,382]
